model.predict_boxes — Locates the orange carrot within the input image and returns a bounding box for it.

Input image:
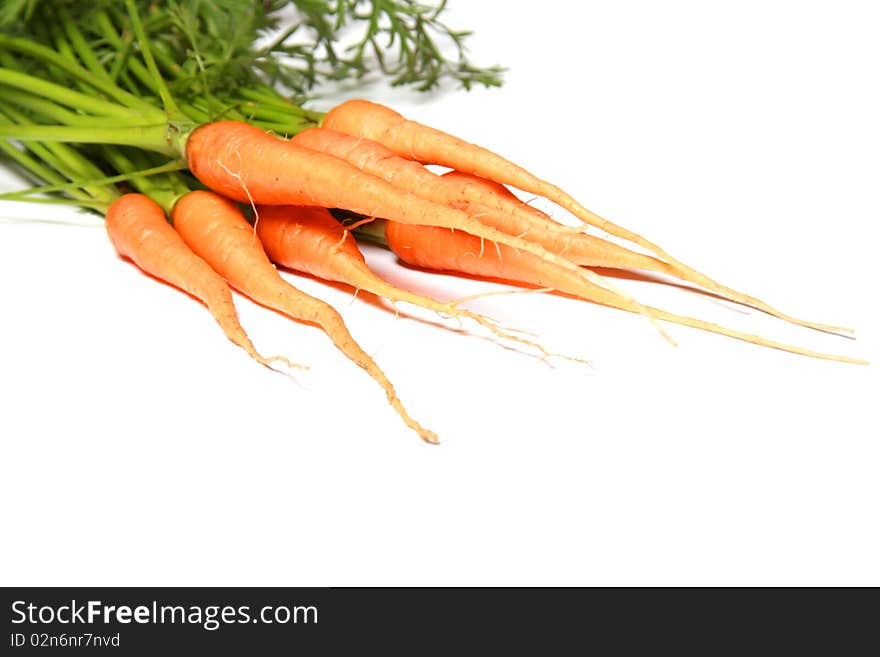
[170,190,437,443]
[439,170,674,270]
[253,204,570,360]
[294,125,843,335]
[322,99,851,335]
[184,120,653,328]
[292,126,665,272]
[382,220,866,365]
[105,193,294,370]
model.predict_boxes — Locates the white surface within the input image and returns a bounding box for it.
[1,0,878,586]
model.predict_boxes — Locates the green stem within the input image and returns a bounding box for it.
[236,101,312,126]
[253,22,301,61]
[178,102,211,124]
[29,143,113,203]
[0,160,187,200]
[0,35,164,119]
[0,123,183,157]
[149,39,184,80]
[125,0,180,117]
[1,143,114,206]
[0,139,64,186]
[0,138,99,206]
[1,88,138,128]
[91,13,143,95]
[0,195,109,212]
[59,6,113,80]
[102,146,190,214]
[48,19,149,107]
[238,86,325,123]
[352,218,389,246]
[2,88,84,125]
[118,56,160,99]
[249,120,315,136]
[94,10,131,82]
[88,8,320,134]
[93,9,158,98]
[0,68,144,120]
[197,96,247,122]
[0,103,116,203]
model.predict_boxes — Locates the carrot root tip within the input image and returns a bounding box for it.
[264,355,310,371]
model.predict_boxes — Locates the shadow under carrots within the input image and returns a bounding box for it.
[271,264,563,365]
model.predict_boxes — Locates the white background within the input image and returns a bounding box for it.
[1,1,877,585]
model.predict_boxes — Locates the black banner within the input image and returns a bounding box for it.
[1,587,872,653]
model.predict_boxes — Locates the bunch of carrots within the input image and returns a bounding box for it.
[0,1,865,443]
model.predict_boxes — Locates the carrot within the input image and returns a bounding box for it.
[439,170,678,271]
[105,193,296,370]
[253,203,568,360]
[382,220,867,365]
[293,125,848,347]
[321,99,852,335]
[169,190,437,443]
[291,126,666,272]
[183,119,663,339]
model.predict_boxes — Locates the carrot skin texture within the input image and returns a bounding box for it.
[322,98,689,246]
[255,204,370,284]
[104,193,273,367]
[323,99,851,335]
[383,221,866,365]
[254,204,561,358]
[170,190,437,443]
[437,170,668,271]
[184,120,626,302]
[292,127,666,272]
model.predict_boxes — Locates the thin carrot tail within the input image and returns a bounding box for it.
[105,193,304,371]
[651,253,853,336]
[325,101,851,336]
[462,163,854,336]
[188,120,659,337]
[250,280,436,442]
[644,305,867,365]
[388,220,865,365]
[460,224,676,346]
[527,200,854,336]
[583,281,866,364]
[288,218,563,357]
[471,168,854,334]
[297,293,439,444]
[554,200,855,335]
[383,200,675,346]
[256,204,582,363]
[204,296,308,371]
[352,266,586,363]
[442,293,591,366]
[448,302,591,365]
[437,170,679,275]
[172,190,437,443]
